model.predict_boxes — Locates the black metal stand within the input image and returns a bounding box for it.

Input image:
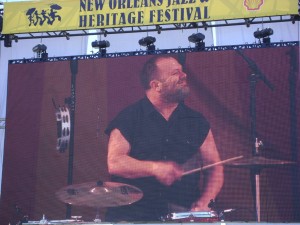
[236,50,274,222]
[65,59,78,219]
[249,74,262,222]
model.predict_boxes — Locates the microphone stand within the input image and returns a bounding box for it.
[65,59,78,218]
[236,50,274,222]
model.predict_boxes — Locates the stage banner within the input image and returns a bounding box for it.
[2,0,298,34]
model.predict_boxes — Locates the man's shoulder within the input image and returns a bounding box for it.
[117,98,146,116]
[105,98,145,135]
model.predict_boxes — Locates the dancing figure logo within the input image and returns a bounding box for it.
[26,4,62,27]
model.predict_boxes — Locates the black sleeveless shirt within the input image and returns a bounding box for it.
[105,97,210,222]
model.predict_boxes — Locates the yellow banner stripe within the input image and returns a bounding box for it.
[2,0,298,34]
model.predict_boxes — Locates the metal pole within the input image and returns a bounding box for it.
[66,59,78,218]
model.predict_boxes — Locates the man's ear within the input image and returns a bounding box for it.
[150,80,161,91]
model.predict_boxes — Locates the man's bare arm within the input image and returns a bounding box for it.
[107,128,183,186]
[191,129,224,211]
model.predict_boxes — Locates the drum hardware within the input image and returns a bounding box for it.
[55,181,143,208]
[25,218,80,224]
[225,155,296,169]
[39,214,48,225]
[235,49,297,222]
[163,211,219,223]
[226,153,296,222]
[163,199,235,223]
[94,208,102,223]
[16,215,29,225]
[208,199,236,221]
[56,181,143,223]
[70,216,82,221]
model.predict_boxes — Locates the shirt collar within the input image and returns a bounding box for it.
[141,96,186,117]
[141,96,157,116]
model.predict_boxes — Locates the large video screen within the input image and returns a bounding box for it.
[0,46,299,224]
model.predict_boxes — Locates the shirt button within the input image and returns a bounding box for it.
[165,138,169,142]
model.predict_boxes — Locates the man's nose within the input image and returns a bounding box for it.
[180,71,187,79]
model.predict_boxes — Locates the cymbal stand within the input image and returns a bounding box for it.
[249,71,262,222]
[250,138,263,222]
[236,50,274,222]
[94,207,101,223]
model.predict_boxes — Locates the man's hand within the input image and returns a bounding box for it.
[188,130,224,212]
[190,201,211,212]
[152,161,183,186]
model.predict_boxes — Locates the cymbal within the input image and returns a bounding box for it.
[225,156,296,169]
[56,181,143,207]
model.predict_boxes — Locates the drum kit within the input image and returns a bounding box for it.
[51,155,295,223]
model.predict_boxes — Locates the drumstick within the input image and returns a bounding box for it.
[182,155,244,176]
